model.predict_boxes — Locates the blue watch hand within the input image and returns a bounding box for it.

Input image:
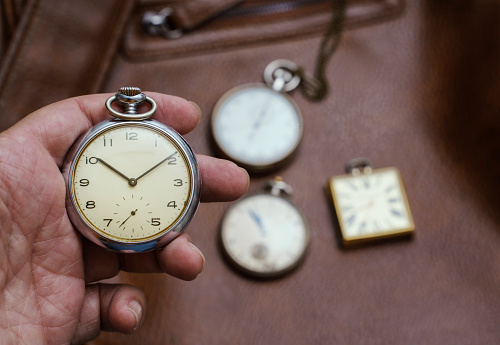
[248,209,266,236]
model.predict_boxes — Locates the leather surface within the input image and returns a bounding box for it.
[0,0,135,131]
[0,0,27,59]
[1,0,500,344]
[170,0,244,30]
[125,0,403,60]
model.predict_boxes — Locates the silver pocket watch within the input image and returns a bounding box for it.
[219,177,310,278]
[63,87,201,252]
[211,60,304,173]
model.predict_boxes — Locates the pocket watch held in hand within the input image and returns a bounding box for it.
[219,177,310,279]
[211,60,304,173]
[63,87,201,252]
[328,158,415,247]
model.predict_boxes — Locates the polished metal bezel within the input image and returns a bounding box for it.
[211,83,304,173]
[219,192,310,279]
[62,119,201,253]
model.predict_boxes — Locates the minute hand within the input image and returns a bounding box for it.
[135,151,177,181]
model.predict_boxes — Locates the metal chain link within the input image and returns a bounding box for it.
[298,0,347,101]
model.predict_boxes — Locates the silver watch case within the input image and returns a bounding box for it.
[62,119,201,253]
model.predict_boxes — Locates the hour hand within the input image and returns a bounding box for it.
[97,158,136,186]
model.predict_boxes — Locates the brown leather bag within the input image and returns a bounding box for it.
[1,1,500,344]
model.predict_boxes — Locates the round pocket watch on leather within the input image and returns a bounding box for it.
[219,177,310,278]
[211,60,304,173]
[63,87,201,252]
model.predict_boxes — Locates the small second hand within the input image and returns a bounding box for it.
[119,209,138,227]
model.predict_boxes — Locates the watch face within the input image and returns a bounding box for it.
[67,121,198,250]
[211,84,303,172]
[329,167,414,246]
[220,194,309,278]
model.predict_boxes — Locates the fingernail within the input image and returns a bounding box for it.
[189,242,205,273]
[188,101,202,125]
[240,167,250,193]
[126,300,144,331]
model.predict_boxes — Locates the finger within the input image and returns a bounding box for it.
[8,91,201,166]
[156,233,205,281]
[84,234,205,282]
[82,238,120,283]
[197,154,249,202]
[72,283,146,344]
[119,234,205,281]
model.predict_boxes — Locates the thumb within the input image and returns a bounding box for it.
[72,283,146,344]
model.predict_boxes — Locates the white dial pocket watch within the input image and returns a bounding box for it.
[211,60,304,173]
[63,87,201,252]
[219,177,310,278]
[328,158,415,247]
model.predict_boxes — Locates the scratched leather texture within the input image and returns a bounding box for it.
[1,1,500,344]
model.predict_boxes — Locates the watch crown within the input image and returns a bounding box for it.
[115,87,147,115]
[105,86,157,120]
[119,87,142,97]
[345,158,372,176]
[265,177,293,197]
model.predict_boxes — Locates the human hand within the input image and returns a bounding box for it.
[0,93,249,344]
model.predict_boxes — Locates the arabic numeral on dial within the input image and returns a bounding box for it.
[86,201,96,209]
[103,219,113,227]
[126,132,138,140]
[174,179,183,187]
[103,137,113,147]
[166,151,178,165]
[85,157,98,164]
[151,218,161,226]
[167,201,177,208]
[79,179,89,187]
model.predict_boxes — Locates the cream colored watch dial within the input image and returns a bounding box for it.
[329,167,414,245]
[212,84,303,171]
[220,194,309,277]
[71,124,192,242]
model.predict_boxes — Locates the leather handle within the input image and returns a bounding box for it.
[170,0,244,30]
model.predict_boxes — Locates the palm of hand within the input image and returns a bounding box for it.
[0,132,84,344]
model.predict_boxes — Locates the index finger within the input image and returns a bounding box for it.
[9,91,201,167]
